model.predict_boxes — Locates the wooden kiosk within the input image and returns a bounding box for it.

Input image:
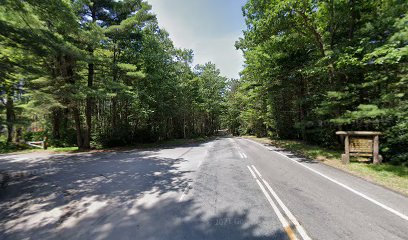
[336,131,383,164]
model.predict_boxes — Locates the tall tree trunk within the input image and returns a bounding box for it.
[83,8,97,149]
[6,94,14,143]
[84,58,94,149]
[183,115,186,138]
[62,54,84,149]
[111,97,117,132]
[52,108,62,139]
[298,75,307,140]
[73,106,83,149]
[15,127,22,143]
[111,42,117,132]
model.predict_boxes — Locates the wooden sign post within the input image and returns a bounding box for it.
[336,131,383,164]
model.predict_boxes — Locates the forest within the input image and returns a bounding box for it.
[227,0,408,165]
[1,0,407,166]
[0,0,227,150]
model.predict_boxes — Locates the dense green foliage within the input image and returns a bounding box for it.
[1,0,407,166]
[230,0,408,164]
[0,0,227,149]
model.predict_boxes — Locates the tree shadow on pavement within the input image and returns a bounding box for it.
[266,146,319,164]
[0,150,190,239]
[54,197,289,240]
[0,148,288,240]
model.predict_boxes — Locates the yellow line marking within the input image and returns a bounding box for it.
[284,226,297,240]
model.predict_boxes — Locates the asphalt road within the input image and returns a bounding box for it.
[0,137,407,239]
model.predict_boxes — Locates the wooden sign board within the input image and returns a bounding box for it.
[336,131,382,164]
[350,138,373,155]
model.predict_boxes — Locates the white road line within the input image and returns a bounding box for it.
[251,164,262,178]
[239,152,244,158]
[253,177,297,240]
[262,179,312,240]
[242,153,248,159]
[247,165,257,179]
[244,138,408,222]
[251,165,312,240]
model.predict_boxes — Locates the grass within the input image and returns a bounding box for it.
[244,136,408,196]
[48,146,79,152]
[1,136,212,155]
[0,143,79,155]
[0,142,35,154]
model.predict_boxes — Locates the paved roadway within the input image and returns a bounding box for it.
[0,137,407,239]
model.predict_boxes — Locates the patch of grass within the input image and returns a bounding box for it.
[271,139,342,160]
[0,141,79,155]
[0,135,213,155]
[347,163,408,195]
[244,136,408,196]
[61,137,214,154]
[0,142,34,154]
[48,146,79,152]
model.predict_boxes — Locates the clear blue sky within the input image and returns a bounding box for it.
[148,0,247,79]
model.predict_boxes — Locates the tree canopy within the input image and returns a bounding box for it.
[228,0,408,165]
[1,0,407,166]
[0,0,228,149]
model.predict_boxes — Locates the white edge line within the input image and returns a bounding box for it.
[245,138,408,222]
[247,165,257,179]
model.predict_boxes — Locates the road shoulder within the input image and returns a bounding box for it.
[242,136,408,197]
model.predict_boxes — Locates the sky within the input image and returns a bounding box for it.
[148,0,247,79]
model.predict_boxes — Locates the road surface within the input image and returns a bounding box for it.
[0,137,407,239]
